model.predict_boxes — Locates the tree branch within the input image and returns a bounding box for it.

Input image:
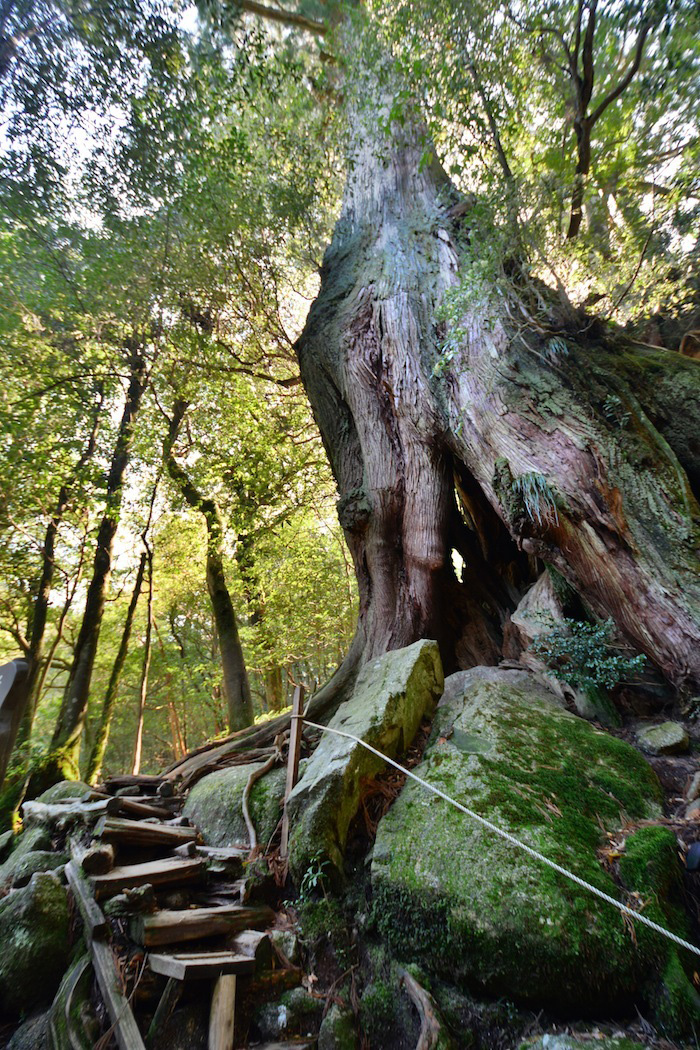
[588,19,652,126]
[237,0,326,36]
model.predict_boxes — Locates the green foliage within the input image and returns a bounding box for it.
[531,617,646,692]
[298,851,332,902]
[359,980,396,1044]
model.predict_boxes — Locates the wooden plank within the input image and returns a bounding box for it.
[65,860,108,938]
[114,797,175,820]
[148,952,255,981]
[146,976,182,1047]
[95,816,197,848]
[131,904,275,947]
[208,974,236,1050]
[280,684,304,858]
[91,856,206,900]
[91,938,147,1050]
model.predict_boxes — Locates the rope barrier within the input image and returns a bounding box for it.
[300,717,700,959]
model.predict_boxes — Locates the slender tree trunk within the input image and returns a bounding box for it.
[84,550,147,785]
[164,399,254,731]
[131,543,154,775]
[297,61,700,696]
[35,349,148,786]
[11,400,102,759]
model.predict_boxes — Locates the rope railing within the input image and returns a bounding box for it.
[297,716,700,959]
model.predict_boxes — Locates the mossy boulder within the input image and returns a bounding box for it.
[8,848,68,887]
[0,824,52,886]
[288,639,444,881]
[371,667,668,1012]
[636,721,689,755]
[36,780,91,803]
[183,762,287,848]
[319,1004,359,1050]
[0,871,71,1016]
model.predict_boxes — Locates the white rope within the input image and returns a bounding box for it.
[301,717,700,958]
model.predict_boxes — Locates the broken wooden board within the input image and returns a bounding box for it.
[90,938,147,1050]
[91,856,206,900]
[95,816,197,848]
[131,904,275,947]
[65,860,108,938]
[148,951,255,980]
[229,930,271,971]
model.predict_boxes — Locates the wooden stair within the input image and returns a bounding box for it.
[61,770,306,1050]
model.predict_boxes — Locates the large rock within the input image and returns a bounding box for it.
[36,779,91,803]
[0,824,52,887]
[520,1038,647,1050]
[0,872,71,1016]
[287,640,444,880]
[371,667,670,1012]
[636,721,689,756]
[184,762,287,848]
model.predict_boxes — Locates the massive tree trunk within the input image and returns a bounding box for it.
[33,349,148,788]
[164,399,254,732]
[297,76,700,697]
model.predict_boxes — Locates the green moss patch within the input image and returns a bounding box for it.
[183,762,287,848]
[371,667,665,1011]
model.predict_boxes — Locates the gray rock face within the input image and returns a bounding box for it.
[0,872,71,1016]
[636,721,689,755]
[371,666,667,1011]
[36,779,91,803]
[183,762,287,848]
[8,848,68,887]
[287,639,444,880]
[318,1003,359,1050]
[0,824,52,886]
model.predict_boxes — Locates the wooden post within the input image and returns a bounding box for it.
[208,974,236,1050]
[280,684,304,859]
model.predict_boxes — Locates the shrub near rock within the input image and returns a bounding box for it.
[371,667,686,1018]
[0,872,71,1016]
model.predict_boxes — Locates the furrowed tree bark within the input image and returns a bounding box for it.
[295,49,700,695]
[164,399,254,732]
[31,349,148,790]
[84,549,147,785]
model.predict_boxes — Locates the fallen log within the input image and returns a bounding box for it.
[95,816,197,848]
[131,904,275,948]
[91,856,206,900]
[399,967,442,1050]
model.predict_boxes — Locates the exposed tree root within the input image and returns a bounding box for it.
[241,739,283,852]
[399,967,444,1050]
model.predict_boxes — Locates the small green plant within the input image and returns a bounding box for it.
[298,851,331,903]
[532,616,645,693]
[602,393,631,428]
[511,471,559,525]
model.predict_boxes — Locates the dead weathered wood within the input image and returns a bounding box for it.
[115,797,176,820]
[399,967,442,1050]
[148,951,255,981]
[131,904,275,947]
[81,842,116,876]
[146,976,182,1048]
[91,856,206,900]
[90,938,147,1050]
[22,798,112,826]
[280,684,305,858]
[95,816,197,848]
[65,860,109,938]
[157,780,175,798]
[208,974,236,1050]
[103,773,166,793]
[174,841,197,858]
[229,930,271,971]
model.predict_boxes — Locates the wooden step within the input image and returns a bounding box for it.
[95,815,197,848]
[148,950,255,980]
[131,904,275,947]
[91,856,205,900]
